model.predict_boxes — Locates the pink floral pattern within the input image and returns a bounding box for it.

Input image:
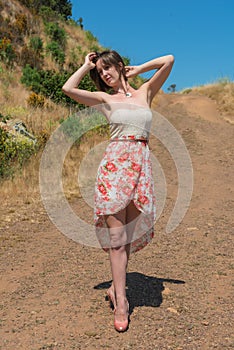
[94,136,156,253]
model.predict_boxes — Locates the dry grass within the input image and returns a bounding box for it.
[186,81,234,116]
[1,3,233,202]
[0,87,108,202]
[0,150,42,203]
[0,75,69,201]
[62,132,108,200]
[0,70,69,134]
[64,23,88,51]
[0,132,108,207]
[1,0,28,20]
[1,79,234,202]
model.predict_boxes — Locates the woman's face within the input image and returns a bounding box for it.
[96,59,120,87]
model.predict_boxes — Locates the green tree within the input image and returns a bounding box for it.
[168,84,176,93]
[18,0,72,20]
[78,17,84,30]
[39,6,57,21]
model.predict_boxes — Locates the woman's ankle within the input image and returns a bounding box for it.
[116,295,128,309]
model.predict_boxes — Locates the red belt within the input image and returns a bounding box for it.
[110,137,148,144]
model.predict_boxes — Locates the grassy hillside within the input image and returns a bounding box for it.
[0,0,233,198]
[0,0,142,156]
[0,0,141,196]
[0,0,101,131]
[181,79,234,116]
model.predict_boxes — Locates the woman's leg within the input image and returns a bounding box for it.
[126,200,141,237]
[105,209,129,322]
[106,202,141,320]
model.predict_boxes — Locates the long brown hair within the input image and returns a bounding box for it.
[90,50,127,92]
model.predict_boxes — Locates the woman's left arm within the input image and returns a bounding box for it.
[126,54,175,103]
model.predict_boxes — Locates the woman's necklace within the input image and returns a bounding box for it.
[116,87,132,98]
[125,92,132,98]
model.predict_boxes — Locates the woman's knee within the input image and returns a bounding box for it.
[109,225,127,248]
[105,210,127,247]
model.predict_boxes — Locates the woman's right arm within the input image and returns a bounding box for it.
[62,52,105,106]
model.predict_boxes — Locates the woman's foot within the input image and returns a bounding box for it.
[114,298,129,332]
[106,285,117,311]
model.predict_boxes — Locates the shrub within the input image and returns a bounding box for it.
[0,128,9,177]
[0,113,11,123]
[182,88,192,94]
[0,24,13,42]
[29,36,43,53]
[27,92,45,108]
[60,110,108,145]
[0,118,38,179]
[14,13,28,35]
[68,46,83,68]
[19,45,37,67]
[21,64,42,92]
[19,38,44,68]
[21,65,97,107]
[216,77,231,85]
[0,38,16,66]
[39,6,57,21]
[46,41,65,65]
[45,22,67,48]
[37,69,81,105]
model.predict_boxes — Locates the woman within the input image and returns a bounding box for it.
[62,50,174,332]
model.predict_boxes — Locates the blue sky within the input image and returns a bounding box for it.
[71,0,234,92]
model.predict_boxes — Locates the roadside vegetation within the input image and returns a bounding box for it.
[0,0,233,196]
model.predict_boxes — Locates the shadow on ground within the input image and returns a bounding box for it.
[94,272,185,314]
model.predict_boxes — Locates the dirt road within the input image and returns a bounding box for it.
[0,93,233,349]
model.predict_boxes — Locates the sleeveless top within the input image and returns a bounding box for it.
[109,108,152,140]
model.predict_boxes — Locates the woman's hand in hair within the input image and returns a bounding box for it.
[84,52,98,69]
[125,65,140,78]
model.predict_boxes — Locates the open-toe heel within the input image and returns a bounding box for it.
[114,301,129,332]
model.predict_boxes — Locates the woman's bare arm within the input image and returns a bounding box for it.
[62,52,106,106]
[126,54,175,104]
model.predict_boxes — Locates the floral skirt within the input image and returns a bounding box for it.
[94,137,156,253]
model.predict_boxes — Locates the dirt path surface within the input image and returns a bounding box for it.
[0,94,233,350]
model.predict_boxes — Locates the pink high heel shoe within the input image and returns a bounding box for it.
[114,301,129,332]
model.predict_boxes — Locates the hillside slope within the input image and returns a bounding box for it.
[1,2,234,348]
[0,88,233,349]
